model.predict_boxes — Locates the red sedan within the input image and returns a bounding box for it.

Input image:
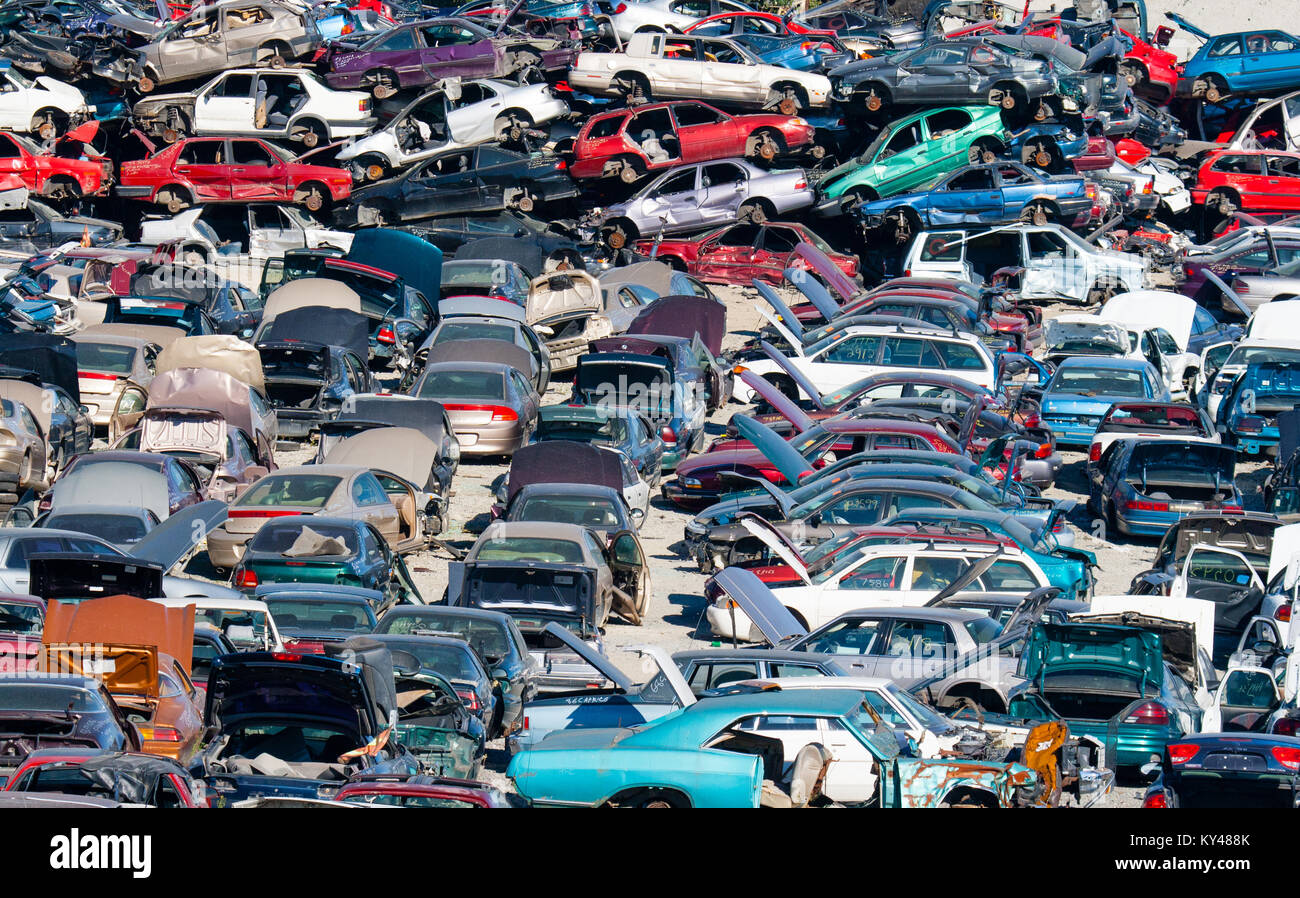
[335,776,520,808]
[1191,149,1300,217]
[117,136,353,213]
[0,126,112,200]
[633,221,857,286]
[569,100,816,182]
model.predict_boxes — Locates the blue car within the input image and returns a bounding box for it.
[1038,357,1170,447]
[730,33,854,73]
[1003,119,1089,173]
[854,162,1092,235]
[1088,438,1239,537]
[1219,361,1300,456]
[1173,15,1300,101]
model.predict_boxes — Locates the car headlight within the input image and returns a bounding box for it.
[680,477,702,488]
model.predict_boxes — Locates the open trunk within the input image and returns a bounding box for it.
[265,378,324,411]
[461,564,597,626]
[1126,479,1232,504]
[1040,687,1141,722]
[0,715,103,773]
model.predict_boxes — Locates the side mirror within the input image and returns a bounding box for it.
[630,506,645,525]
[808,512,823,529]
[78,404,90,415]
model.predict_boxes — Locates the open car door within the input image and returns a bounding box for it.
[1173,543,1266,644]
[606,528,650,626]
[1202,665,1281,732]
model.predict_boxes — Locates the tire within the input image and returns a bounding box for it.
[297,182,327,213]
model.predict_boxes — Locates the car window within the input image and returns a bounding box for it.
[839,554,905,589]
[687,661,757,692]
[822,334,880,364]
[715,223,761,247]
[700,39,745,64]
[924,107,971,136]
[980,560,1038,591]
[653,169,697,196]
[933,339,986,370]
[213,73,254,98]
[801,617,884,655]
[822,492,884,525]
[701,162,744,187]
[944,168,995,191]
[1211,154,1262,175]
[879,122,921,158]
[767,662,824,678]
[177,140,223,165]
[883,619,953,656]
[882,336,941,368]
[910,555,969,591]
[1207,34,1242,57]
[230,140,276,167]
[350,472,391,507]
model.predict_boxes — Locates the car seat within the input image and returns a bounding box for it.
[330,613,357,630]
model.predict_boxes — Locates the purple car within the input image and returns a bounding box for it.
[1180,232,1300,305]
[321,18,576,97]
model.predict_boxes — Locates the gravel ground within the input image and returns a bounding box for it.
[267,279,1264,805]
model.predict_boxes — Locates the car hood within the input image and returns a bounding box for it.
[1020,621,1164,685]
[1099,292,1195,352]
[709,566,808,647]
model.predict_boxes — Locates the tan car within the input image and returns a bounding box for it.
[135,1,321,93]
[412,361,539,458]
[69,331,159,429]
[42,594,205,763]
[526,269,611,374]
[206,464,428,568]
[0,397,48,493]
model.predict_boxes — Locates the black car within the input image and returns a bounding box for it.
[374,605,541,735]
[829,38,1058,116]
[0,675,142,784]
[126,262,263,339]
[1143,733,1300,807]
[256,307,374,440]
[342,145,579,226]
[370,633,499,737]
[403,211,620,269]
[0,198,121,248]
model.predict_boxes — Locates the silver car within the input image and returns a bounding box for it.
[595,157,813,248]
[1230,256,1300,310]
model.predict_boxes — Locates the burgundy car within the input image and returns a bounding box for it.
[117,137,352,213]
[321,18,575,98]
[335,775,521,807]
[569,100,816,182]
[633,222,856,286]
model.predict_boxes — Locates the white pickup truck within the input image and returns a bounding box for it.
[568,32,830,113]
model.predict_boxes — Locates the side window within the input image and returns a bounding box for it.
[652,169,697,196]
[351,473,390,507]
[230,141,276,166]
[802,617,884,655]
[822,492,884,525]
[880,123,921,158]
[910,556,969,591]
[944,168,995,191]
[882,336,941,368]
[213,73,255,97]
[376,27,418,51]
[767,662,824,678]
[701,162,744,188]
[177,141,223,164]
[1026,230,1069,258]
[586,114,627,139]
[673,103,726,127]
[924,107,971,137]
[883,620,954,657]
[933,340,986,370]
[687,661,758,692]
[839,555,905,590]
[1207,34,1242,57]
[1192,306,1217,335]
[822,335,881,364]
[980,560,1039,591]
[919,233,962,262]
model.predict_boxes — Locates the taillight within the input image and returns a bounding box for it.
[555,158,567,170]
[1141,791,1169,808]
[272,652,304,662]
[1271,746,1300,771]
[234,568,259,589]
[660,425,677,444]
[1167,743,1198,765]
[228,508,306,518]
[442,403,518,421]
[1125,499,1169,512]
[614,2,626,10]
[794,180,807,189]
[358,98,369,112]
[138,725,182,742]
[80,371,120,381]
[1273,718,1300,737]
[376,325,396,345]
[1276,604,1292,622]
[1124,701,1170,725]
[1088,442,1101,462]
[1033,442,1052,459]
[456,689,482,712]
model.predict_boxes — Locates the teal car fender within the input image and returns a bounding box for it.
[887,757,1036,808]
[507,735,764,808]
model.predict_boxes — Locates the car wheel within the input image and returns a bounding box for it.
[604,223,631,250]
[300,185,326,212]
[1020,202,1051,226]
[738,200,768,224]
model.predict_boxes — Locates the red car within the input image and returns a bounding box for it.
[569,100,816,182]
[1191,149,1300,217]
[335,775,520,807]
[117,136,352,213]
[1023,18,1180,103]
[632,221,857,286]
[0,126,112,200]
[4,748,205,807]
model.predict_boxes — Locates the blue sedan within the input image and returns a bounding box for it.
[1088,439,1240,537]
[854,162,1092,238]
[1039,357,1171,447]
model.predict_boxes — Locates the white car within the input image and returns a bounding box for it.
[131,68,375,147]
[0,62,93,139]
[1098,290,1207,398]
[1123,155,1192,215]
[609,0,755,40]
[734,318,997,403]
[138,204,353,265]
[1199,334,1300,423]
[901,223,1150,303]
[151,595,284,652]
[337,78,569,182]
[569,32,831,113]
[706,520,1051,638]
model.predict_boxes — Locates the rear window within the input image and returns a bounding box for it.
[264,599,376,635]
[919,233,963,262]
[964,617,1003,644]
[248,521,359,555]
[43,513,148,544]
[378,612,510,657]
[237,475,341,508]
[74,342,137,375]
[431,322,516,344]
[0,683,106,712]
[475,537,584,563]
[417,370,504,401]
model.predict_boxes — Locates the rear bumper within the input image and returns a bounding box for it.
[114,184,155,198]
[274,410,325,439]
[452,423,528,457]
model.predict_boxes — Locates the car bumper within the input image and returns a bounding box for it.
[206,523,254,569]
[453,423,528,457]
[1019,453,1063,487]
[1042,420,1101,447]
[114,184,154,198]
[274,411,325,439]
[1230,434,1278,456]
[1114,507,1182,537]
[660,479,722,510]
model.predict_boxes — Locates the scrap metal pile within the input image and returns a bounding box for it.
[0,0,1295,810]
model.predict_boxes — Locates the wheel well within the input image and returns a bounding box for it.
[973,136,1005,154]
[607,217,639,240]
[1209,186,1241,204]
[605,787,691,807]
[743,197,776,216]
[940,786,1000,808]
[657,254,687,271]
[993,79,1025,97]
[634,24,664,32]
[939,684,1007,714]
[846,185,879,202]
[784,606,809,630]
[293,116,326,133]
[772,81,806,100]
[615,70,648,86]
[158,183,190,200]
[750,127,786,149]
[857,80,890,98]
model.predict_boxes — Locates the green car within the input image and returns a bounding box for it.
[1005,621,1202,769]
[814,106,1007,215]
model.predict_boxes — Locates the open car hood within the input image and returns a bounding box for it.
[752,280,805,344]
[27,554,165,603]
[738,514,810,584]
[793,243,859,305]
[1165,514,1278,573]
[1021,622,1165,685]
[709,567,808,647]
[43,643,161,703]
[541,621,633,692]
[527,270,602,323]
[784,266,840,321]
[735,369,814,433]
[140,409,227,456]
[129,500,228,573]
[732,414,813,486]
[625,643,696,707]
[760,339,824,409]
[204,652,379,738]
[1044,317,1128,356]
[1099,292,1195,351]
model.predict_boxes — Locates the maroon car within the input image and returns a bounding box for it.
[335,775,521,807]
[321,18,576,98]
[569,100,817,182]
[633,222,857,286]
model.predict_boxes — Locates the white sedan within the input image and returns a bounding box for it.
[0,63,92,139]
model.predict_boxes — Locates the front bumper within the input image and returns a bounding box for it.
[661,478,722,510]
[705,601,762,642]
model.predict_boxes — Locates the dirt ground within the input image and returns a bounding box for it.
[273,279,1265,805]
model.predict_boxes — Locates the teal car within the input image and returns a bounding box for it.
[1006,622,1201,769]
[507,687,1036,807]
[882,507,1095,601]
[814,106,1007,215]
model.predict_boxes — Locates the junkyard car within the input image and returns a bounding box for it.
[0,675,142,783]
[413,359,541,457]
[1089,439,1239,537]
[1176,23,1300,102]
[1037,356,1171,447]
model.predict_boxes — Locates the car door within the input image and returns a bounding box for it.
[351,470,403,546]
[1172,544,1266,644]
[194,71,256,133]
[821,555,908,629]
[157,10,226,82]
[816,716,880,804]
[641,166,702,232]
[174,139,232,201]
[671,101,735,162]
[1245,31,1300,91]
[1263,153,1300,211]
[910,45,969,104]
[403,151,476,217]
[920,107,974,183]
[929,166,1000,224]
[218,4,279,67]
[700,161,751,224]
[870,119,926,195]
[226,139,281,202]
[248,204,304,259]
[699,39,756,103]
[875,615,959,683]
[1022,227,1080,301]
[693,223,761,282]
[1200,665,1280,732]
[656,35,705,96]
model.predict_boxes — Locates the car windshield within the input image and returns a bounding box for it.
[263,599,376,634]
[417,370,505,401]
[964,616,1004,644]
[74,341,137,375]
[885,682,955,732]
[1049,367,1147,396]
[475,537,585,563]
[248,521,360,555]
[442,262,506,285]
[1225,345,1300,368]
[382,639,480,679]
[0,683,106,712]
[43,513,149,545]
[0,600,42,634]
[237,475,341,508]
[515,495,623,529]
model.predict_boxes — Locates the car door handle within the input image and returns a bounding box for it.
[229,167,247,173]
